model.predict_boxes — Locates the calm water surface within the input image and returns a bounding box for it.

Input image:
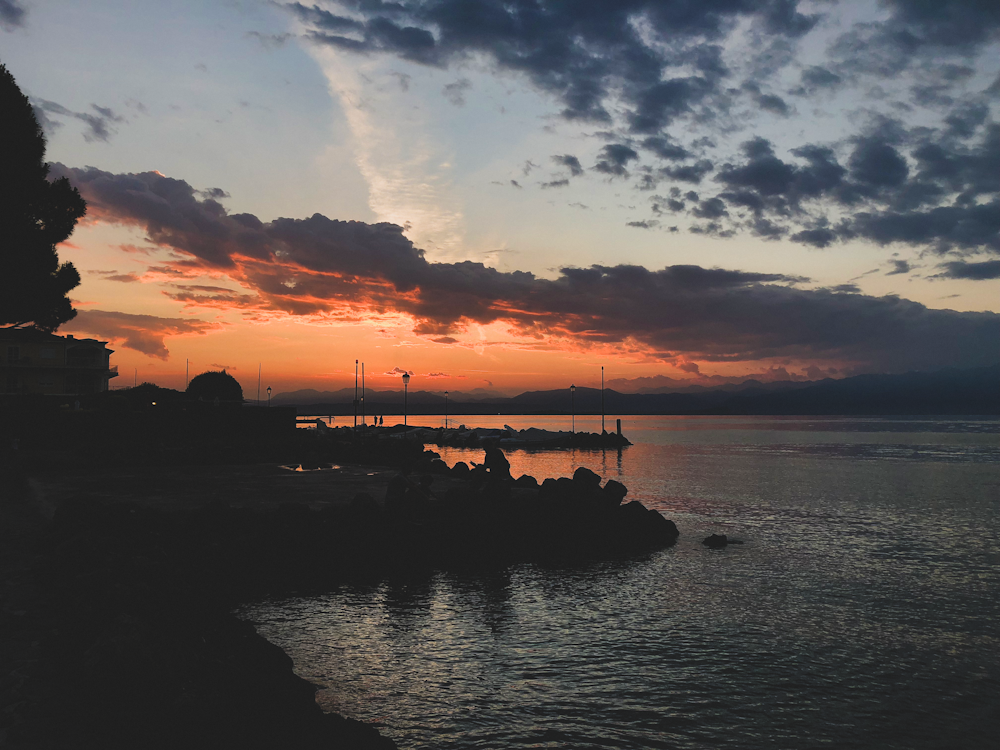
[241,416,1000,749]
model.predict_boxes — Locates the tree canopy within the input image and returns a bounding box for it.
[0,62,86,332]
[186,370,244,403]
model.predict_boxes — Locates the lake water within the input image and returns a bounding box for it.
[241,415,1000,749]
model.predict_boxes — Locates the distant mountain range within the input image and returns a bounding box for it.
[273,364,999,416]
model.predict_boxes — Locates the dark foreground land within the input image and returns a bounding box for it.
[1,432,677,749]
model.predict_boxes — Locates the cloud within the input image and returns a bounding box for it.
[933,259,1000,280]
[552,154,584,177]
[626,220,658,229]
[442,77,471,106]
[246,31,293,48]
[662,159,714,184]
[594,144,639,178]
[0,0,26,30]
[705,122,1000,253]
[385,366,414,376]
[62,309,219,359]
[31,98,125,142]
[88,270,143,283]
[641,136,692,161]
[830,0,1000,78]
[886,259,912,276]
[285,1,998,256]
[54,163,1000,373]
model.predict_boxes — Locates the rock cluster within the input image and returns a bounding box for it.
[1,446,677,749]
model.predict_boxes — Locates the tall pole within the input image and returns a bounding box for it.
[402,372,410,427]
[601,366,605,434]
[444,391,448,430]
[185,359,189,389]
[570,384,576,434]
[257,363,261,406]
[134,368,136,387]
[361,362,366,434]
[354,360,358,430]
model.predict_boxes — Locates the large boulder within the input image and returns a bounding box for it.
[600,479,628,510]
[572,466,602,489]
[514,474,538,488]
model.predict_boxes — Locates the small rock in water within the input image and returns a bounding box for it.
[703,533,729,548]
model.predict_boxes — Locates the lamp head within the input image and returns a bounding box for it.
[570,384,576,392]
[402,372,410,385]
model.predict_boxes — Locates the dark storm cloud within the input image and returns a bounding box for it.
[0,0,26,29]
[934,259,1000,280]
[54,163,1000,371]
[31,98,125,142]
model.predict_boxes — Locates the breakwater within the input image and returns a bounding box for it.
[1,445,676,749]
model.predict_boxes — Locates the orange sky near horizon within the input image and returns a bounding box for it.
[56,222,852,397]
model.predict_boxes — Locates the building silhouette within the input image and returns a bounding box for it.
[0,329,118,395]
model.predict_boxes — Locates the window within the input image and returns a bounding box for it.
[41,348,56,359]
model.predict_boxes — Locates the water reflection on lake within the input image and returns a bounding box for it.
[242,416,1000,749]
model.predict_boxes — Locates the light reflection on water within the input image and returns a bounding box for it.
[241,416,1000,749]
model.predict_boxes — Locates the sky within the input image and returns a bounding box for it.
[3,0,999,396]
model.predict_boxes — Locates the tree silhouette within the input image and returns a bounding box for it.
[0,62,86,332]
[186,370,244,403]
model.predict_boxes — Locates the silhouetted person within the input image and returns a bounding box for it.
[483,444,512,481]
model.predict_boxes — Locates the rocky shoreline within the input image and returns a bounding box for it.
[1,445,678,749]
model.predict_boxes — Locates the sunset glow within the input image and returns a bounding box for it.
[4,0,998,396]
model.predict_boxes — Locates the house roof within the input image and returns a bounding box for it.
[0,327,109,347]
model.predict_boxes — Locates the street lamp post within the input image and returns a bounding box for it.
[266,386,271,407]
[601,365,605,435]
[402,372,410,427]
[444,390,449,430]
[570,384,576,435]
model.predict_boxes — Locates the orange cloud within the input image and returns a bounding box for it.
[63,309,222,359]
[51,163,1000,374]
